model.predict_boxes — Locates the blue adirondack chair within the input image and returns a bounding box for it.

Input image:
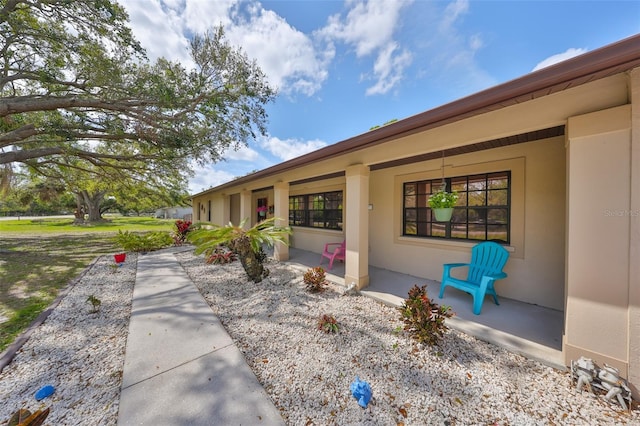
[439,241,510,315]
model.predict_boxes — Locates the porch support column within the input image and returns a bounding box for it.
[273,181,290,261]
[344,164,369,290]
[240,190,252,229]
[194,201,201,222]
[564,103,633,390]
[221,194,231,225]
[628,67,640,399]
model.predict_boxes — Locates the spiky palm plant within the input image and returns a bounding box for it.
[187,217,291,283]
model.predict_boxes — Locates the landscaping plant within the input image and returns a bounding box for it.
[317,314,340,333]
[7,407,50,426]
[86,295,101,313]
[114,229,174,252]
[398,284,454,346]
[187,217,291,283]
[304,266,328,292]
[172,219,193,245]
[205,247,237,264]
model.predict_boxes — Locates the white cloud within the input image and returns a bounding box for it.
[320,0,414,95]
[121,0,193,64]
[324,0,398,57]
[365,42,412,95]
[532,48,588,71]
[435,0,478,72]
[414,0,493,96]
[182,0,235,33]
[259,136,327,161]
[223,144,260,162]
[440,0,469,32]
[188,165,235,193]
[226,6,332,96]
[468,33,483,51]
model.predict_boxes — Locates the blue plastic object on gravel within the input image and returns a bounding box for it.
[35,384,55,401]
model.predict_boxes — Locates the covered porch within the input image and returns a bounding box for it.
[284,247,565,370]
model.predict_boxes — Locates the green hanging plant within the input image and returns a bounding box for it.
[428,190,459,209]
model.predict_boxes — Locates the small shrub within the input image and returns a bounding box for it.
[172,219,192,246]
[143,231,174,251]
[114,230,173,252]
[398,284,454,346]
[206,247,237,264]
[304,266,328,292]
[86,295,101,313]
[317,314,339,333]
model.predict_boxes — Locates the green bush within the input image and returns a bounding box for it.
[114,230,173,252]
[398,284,454,346]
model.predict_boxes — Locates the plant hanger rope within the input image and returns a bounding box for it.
[439,150,447,193]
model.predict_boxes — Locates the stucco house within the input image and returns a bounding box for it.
[191,34,640,397]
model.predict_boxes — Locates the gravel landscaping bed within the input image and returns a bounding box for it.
[0,248,638,425]
[175,252,639,426]
[0,255,136,424]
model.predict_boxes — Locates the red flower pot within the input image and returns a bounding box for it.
[114,253,126,263]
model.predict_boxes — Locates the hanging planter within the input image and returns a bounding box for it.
[257,206,268,218]
[433,207,454,222]
[428,190,458,222]
[428,151,458,222]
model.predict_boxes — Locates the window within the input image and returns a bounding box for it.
[403,171,510,243]
[289,191,343,230]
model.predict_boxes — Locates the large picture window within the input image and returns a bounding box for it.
[289,191,343,230]
[403,171,510,243]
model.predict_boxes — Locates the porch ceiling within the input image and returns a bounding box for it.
[369,125,565,171]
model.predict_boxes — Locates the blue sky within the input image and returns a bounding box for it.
[119,0,640,194]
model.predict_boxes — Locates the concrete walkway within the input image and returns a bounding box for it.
[117,249,284,426]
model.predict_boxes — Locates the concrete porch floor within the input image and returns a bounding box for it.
[284,247,565,371]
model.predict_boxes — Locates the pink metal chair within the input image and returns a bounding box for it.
[320,240,345,270]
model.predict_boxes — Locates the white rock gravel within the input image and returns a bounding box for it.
[1,248,638,425]
[0,254,135,425]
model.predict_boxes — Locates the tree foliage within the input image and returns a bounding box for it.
[0,0,276,189]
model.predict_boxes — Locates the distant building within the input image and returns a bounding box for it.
[154,207,192,221]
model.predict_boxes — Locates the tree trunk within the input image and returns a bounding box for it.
[73,193,85,224]
[232,236,267,283]
[80,190,107,222]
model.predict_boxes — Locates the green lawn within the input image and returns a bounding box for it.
[0,216,175,352]
[0,215,174,233]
